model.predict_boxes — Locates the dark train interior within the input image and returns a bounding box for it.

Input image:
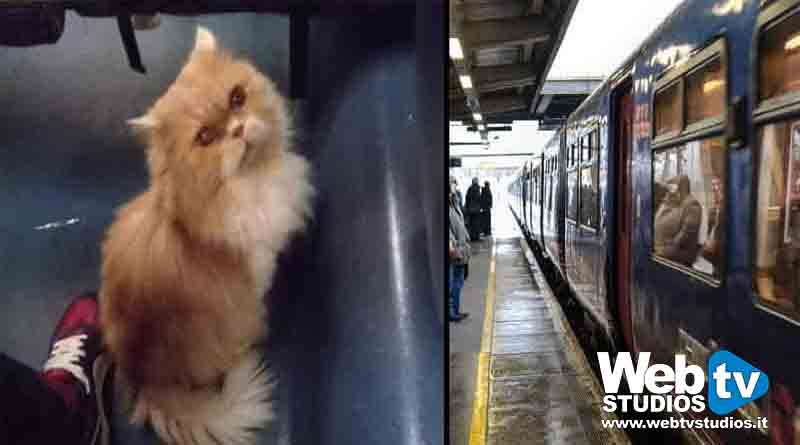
[0,2,443,444]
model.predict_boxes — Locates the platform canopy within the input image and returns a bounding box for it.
[449,0,579,140]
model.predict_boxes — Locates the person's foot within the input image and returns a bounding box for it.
[449,313,470,322]
[40,293,111,445]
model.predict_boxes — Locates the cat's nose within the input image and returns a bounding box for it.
[229,120,244,139]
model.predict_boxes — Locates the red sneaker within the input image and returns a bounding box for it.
[40,293,111,445]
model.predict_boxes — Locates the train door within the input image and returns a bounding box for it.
[528,161,538,236]
[538,154,545,246]
[613,80,636,352]
[522,162,528,229]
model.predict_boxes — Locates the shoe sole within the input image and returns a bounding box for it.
[90,353,112,445]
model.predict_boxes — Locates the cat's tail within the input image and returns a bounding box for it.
[126,350,273,445]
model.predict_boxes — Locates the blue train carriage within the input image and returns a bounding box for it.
[511,129,558,263]
[512,147,533,232]
[529,153,543,245]
[562,79,616,346]
[621,0,799,442]
[510,161,529,234]
[541,127,567,271]
[511,0,800,442]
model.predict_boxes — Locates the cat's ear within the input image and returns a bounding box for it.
[193,27,217,53]
[127,114,159,133]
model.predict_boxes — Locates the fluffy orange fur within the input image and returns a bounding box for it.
[99,28,312,442]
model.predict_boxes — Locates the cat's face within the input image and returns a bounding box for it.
[129,28,288,219]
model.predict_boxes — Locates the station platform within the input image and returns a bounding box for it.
[450,215,630,445]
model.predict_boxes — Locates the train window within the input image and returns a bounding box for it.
[759,10,800,103]
[542,171,547,209]
[752,3,800,319]
[571,143,578,167]
[652,137,725,279]
[651,38,727,282]
[654,82,682,137]
[577,127,600,229]
[538,169,542,205]
[652,38,726,149]
[580,165,598,228]
[753,120,800,318]
[582,135,591,162]
[567,171,578,221]
[686,57,726,126]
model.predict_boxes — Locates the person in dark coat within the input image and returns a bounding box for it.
[654,175,702,267]
[480,181,493,236]
[465,177,482,241]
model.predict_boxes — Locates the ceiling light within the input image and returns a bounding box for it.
[473,113,483,122]
[703,79,724,94]
[459,75,473,89]
[786,33,800,52]
[449,38,464,60]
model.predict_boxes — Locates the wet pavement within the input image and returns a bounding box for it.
[449,205,518,445]
[449,204,630,445]
[483,238,630,445]
[449,203,630,445]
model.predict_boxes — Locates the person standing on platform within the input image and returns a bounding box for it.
[449,186,471,322]
[465,177,482,241]
[480,181,493,236]
[450,176,464,215]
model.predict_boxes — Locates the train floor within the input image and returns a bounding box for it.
[449,209,630,445]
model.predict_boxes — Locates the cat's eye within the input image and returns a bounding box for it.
[230,85,246,110]
[195,127,216,146]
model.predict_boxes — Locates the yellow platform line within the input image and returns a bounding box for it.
[468,240,497,445]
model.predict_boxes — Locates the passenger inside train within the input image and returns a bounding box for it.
[653,138,726,278]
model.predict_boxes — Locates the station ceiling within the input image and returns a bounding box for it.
[449,0,579,139]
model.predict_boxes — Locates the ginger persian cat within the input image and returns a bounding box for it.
[99,27,313,445]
